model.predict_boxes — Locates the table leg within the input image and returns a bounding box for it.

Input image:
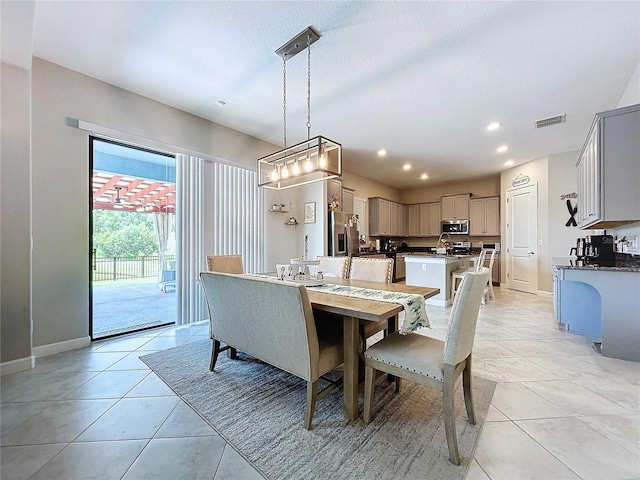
[386,314,398,382]
[343,315,359,421]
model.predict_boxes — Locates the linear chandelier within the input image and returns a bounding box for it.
[258,26,342,190]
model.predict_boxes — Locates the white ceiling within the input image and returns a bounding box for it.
[8,1,640,189]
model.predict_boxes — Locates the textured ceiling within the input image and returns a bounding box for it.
[15,2,640,189]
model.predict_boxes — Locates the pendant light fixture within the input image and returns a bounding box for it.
[258,26,342,190]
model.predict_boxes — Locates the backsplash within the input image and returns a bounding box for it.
[614,252,640,267]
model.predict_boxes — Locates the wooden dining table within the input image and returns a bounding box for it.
[306,278,439,421]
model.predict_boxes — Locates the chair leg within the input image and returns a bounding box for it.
[227,347,237,359]
[209,340,221,371]
[395,377,402,393]
[304,380,318,430]
[363,365,376,423]
[488,281,495,299]
[443,369,460,465]
[462,358,476,425]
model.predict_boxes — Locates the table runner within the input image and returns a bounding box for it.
[246,274,429,334]
[307,284,429,334]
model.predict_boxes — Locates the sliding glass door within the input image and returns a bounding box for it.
[90,138,176,339]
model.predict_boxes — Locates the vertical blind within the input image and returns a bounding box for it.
[210,162,264,273]
[176,155,264,325]
[176,154,205,325]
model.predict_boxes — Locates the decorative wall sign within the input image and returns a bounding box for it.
[565,198,578,227]
[304,202,316,224]
[560,192,577,200]
[512,173,530,187]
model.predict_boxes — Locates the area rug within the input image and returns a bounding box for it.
[141,339,495,480]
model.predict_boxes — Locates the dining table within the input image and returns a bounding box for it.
[305,277,439,421]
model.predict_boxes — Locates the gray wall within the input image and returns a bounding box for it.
[29,58,278,351]
[1,62,33,365]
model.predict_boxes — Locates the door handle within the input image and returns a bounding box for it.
[528,251,535,255]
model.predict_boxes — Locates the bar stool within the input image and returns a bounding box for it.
[451,249,487,301]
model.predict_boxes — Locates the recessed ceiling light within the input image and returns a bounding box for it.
[403,164,412,171]
[504,160,514,166]
[496,145,509,153]
[217,100,226,106]
[377,149,387,157]
[486,122,501,131]
[420,173,428,180]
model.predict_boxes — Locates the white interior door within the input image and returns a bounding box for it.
[506,184,538,294]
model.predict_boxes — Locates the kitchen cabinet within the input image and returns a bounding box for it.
[406,205,420,236]
[369,197,405,237]
[554,263,640,362]
[395,254,406,281]
[469,197,500,235]
[341,187,354,213]
[441,194,470,220]
[391,203,405,236]
[418,202,441,236]
[369,197,391,236]
[576,103,640,229]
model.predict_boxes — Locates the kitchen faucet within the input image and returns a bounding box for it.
[436,232,451,256]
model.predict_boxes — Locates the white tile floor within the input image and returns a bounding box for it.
[2,287,639,479]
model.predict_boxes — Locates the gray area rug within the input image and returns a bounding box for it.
[141,339,495,480]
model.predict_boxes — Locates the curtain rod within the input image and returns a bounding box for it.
[68,118,258,172]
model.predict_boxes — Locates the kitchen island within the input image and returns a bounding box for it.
[405,255,462,306]
[553,256,640,362]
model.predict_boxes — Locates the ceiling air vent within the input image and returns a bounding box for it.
[535,114,566,128]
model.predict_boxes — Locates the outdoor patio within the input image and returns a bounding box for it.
[92,279,176,338]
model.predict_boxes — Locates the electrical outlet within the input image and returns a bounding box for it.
[422,263,426,270]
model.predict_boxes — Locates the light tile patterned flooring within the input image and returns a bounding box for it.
[1,287,639,479]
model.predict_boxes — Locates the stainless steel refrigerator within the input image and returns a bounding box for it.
[328,211,359,257]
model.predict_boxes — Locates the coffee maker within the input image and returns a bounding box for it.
[570,238,586,259]
[584,235,614,261]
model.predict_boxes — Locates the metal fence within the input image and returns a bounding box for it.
[93,255,176,282]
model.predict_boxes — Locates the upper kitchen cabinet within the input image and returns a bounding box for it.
[369,197,391,236]
[469,197,500,235]
[406,204,420,236]
[391,202,405,236]
[441,194,470,220]
[369,197,405,237]
[419,202,441,236]
[577,104,640,229]
[342,187,354,213]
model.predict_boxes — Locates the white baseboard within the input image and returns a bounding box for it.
[33,336,91,358]
[426,299,451,307]
[0,355,35,376]
[537,290,553,298]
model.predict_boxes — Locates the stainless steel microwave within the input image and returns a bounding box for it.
[441,219,469,235]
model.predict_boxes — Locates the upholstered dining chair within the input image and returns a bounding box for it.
[349,257,395,345]
[363,268,490,465]
[316,255,350,278]
[205,254,244,367]
[207,255,244,275]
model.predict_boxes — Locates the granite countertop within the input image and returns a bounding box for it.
[553,255,640,272]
